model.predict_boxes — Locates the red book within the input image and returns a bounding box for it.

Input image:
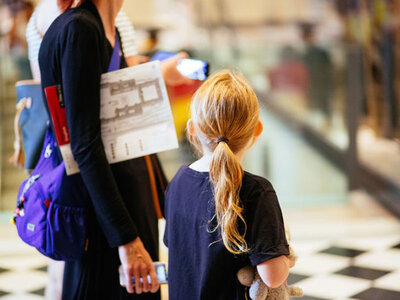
[44,85,79,175]
[44,85,70,146]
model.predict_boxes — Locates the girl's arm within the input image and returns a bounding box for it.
[246,187,293,288]
[257,255,294,288]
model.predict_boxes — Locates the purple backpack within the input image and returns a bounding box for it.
[14,126,89,260]
[13,34,122,261]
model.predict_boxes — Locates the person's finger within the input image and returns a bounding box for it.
[148,264,160,293]
[183,76,195,85]
[176,74,195,86]
[124,266,134,294]
[140,262,150,292]
[169,52,189,64]
[176,51,189,59]
[133,264,142,294]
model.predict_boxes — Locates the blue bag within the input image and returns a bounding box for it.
[10,81,49,170]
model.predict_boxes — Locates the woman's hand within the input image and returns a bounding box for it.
[161,52,194,86]
[118,237,159,294]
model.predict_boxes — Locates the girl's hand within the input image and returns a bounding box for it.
[118,237,160,294]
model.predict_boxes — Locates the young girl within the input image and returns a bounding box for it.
[164,70,294,299]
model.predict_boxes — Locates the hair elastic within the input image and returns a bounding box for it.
[217,136,229,144]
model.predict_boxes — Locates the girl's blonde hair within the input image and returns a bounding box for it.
[188,70,260,254]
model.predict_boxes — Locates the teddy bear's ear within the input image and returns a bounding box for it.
[288,245,298,262]
[285,225,291,242]
[289,285,304,298]
[237,266,255,287]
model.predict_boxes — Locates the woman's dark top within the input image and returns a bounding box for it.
[164,166,289,300]
[39,2,160,299]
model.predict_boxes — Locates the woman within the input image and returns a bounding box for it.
[26,2,145,299]
[39,0,164,299]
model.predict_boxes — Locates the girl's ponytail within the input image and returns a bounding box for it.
[210,140,247,254]
[188,70,260,255]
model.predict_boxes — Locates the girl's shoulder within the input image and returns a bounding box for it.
[166,165,208,191]
[168,167,276,197]
[168,165,208,186]
[176,165,209,179]
[240,171,281,213]
[242,171,275,197]
[241,173,288,265]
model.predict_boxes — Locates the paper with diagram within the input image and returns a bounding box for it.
[46,61,178,175]
[100,61,179,164]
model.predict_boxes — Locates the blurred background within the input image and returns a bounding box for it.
[0,0,400,299]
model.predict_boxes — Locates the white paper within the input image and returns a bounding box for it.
[59,144,80,175]
[63,61,178,175]
[99,61,179,164]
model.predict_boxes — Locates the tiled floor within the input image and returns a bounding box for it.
[0,191,399,300]
[0,222,49,300]
[283,190,400,300]
[287,239,400,299]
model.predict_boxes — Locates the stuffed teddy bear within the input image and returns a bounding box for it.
[237,231,303,300]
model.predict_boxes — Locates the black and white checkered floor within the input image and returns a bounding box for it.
[0,236,399,299]
[1,192,400,300]
[0,250,48,300]
[288,237,400,300]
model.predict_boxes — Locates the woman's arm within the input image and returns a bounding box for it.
[59,19,137,248]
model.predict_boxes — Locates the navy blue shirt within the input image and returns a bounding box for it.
[164,166,289,300]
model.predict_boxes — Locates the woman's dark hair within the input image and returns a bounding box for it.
[58,0,83,13]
